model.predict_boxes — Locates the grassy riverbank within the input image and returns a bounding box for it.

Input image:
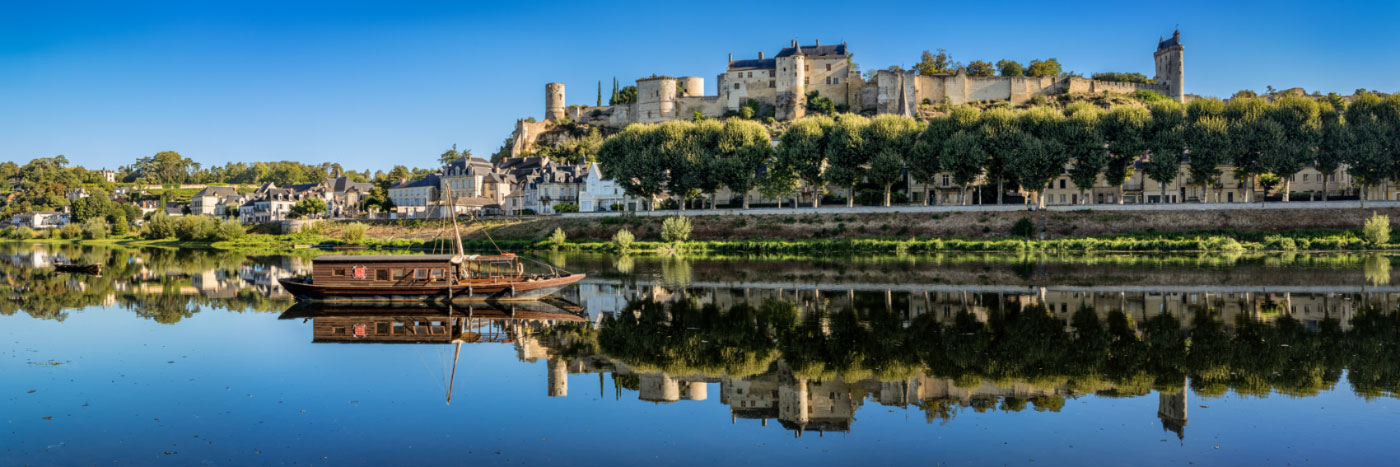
[4,207,1397,255]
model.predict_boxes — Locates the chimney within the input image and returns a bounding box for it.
[791,39,797,47]
[728,53,732,64]
[758,51,764,60]
[815,39,820,46]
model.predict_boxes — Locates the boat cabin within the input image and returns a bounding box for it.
[309,254,524,287]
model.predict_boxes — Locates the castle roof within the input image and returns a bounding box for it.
[729,58,776,70]
[775,43,847,59]
[1157,30,1181,51]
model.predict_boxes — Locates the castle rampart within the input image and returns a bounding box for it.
[519,32,1185,154]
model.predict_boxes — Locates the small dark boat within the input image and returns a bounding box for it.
[54,263,101,275]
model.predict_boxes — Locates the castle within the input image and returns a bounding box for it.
[525,31,1184,138]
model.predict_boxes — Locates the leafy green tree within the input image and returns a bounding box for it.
[1186,116,1231,202]
[610,85,637,105]
[1062,105,1107,205]
[1145,101,1186,203]
[1015,107,1072,208]
[941,130,987,205]
[713,119,773,209]
[1231,116,1284,203]
[916,49,957,75]
[1265,96,1321,201]
[996,59,1024,77]
[776,116,834,207]
[823,114,871,207]
[439,144,467,166]
[1315,105,1350,201]
[289,198,329,219]
[1101,106,1150,204]
[965,60,996,77]
[1025,58,1062,77]
[910,114,957,205]
[978,108,1023,204]
[863,115,921,206]
[597,123,667,210]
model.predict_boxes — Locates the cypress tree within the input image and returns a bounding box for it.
[597,80,602,107]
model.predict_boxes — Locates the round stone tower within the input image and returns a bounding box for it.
[678,76,706,97]
[545,82,566,121]
[636,77,678,122]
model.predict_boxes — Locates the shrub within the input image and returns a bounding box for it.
[612,228,635,253]
[60,223,83,239]
[82,217,108,240]
[110,215,129,235]
[0,226,14,239]
[175,215,217,241]
[48,228,61,239]
[213,219,245,241]
[145,212,178,239]
[661,216,692,243]
[1363,212,1390,246]
[548,227,567,247]
[608,203,623,212]
[341,222,368,244]
[519,209,536,216]
[1010,218,1035,238]
[552,203,579,213]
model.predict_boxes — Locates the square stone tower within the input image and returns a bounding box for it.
[1153,30,1185,101]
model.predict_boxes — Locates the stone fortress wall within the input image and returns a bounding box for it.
[513,32,1186,156]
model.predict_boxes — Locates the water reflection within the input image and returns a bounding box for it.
[6,243,1400,444]
[1,244,303,322]
[532,293,1398,438]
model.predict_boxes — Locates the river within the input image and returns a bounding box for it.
[4,244,1399,465]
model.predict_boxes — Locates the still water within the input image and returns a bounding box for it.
[4,245,1399,465]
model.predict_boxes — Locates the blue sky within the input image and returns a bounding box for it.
[2,0,1397,172]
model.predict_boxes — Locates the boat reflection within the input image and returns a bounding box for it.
[277,300,588,401]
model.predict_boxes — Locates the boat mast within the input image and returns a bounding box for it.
[445,183,466,258]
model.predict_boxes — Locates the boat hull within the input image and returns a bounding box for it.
[277,273,585,303]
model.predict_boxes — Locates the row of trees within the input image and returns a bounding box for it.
[596,92,1400,209]
[914,49,1065,78]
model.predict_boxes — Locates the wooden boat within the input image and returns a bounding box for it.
[278,185,584,303]
[54,263,101,275]
[277,253,584,302]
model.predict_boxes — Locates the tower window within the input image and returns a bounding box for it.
[769,70,775,77]
[826,63,832,71]
[769,80,775,88]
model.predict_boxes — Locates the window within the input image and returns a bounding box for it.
[332,268,346,277]
[375,269,389,281]
[769,80,775,88]
[804,77,809,84]
[734,83,740,90]
[747,71,753,78]
[1059,179,1066,189]
[804,65,809,72]
[768,70,775,77]
[431,269,445,281]
[414,268,428,280]
[941,175,950,186]
[392,269,406,280]
[826,63,831,71]
[832,77,839,85]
